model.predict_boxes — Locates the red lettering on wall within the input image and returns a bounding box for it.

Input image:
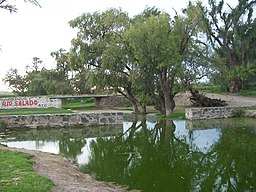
[2,101,6,107]
[2,101,12,107]
[14,100,39,107]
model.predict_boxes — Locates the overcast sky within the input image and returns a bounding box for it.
[0,0,236,92]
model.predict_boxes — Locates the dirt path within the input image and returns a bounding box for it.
[0,146,128,192]
[174,92,256,107]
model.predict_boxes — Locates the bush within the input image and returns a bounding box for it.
[233,108,245,118]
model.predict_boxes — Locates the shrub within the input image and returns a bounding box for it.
[233,108,245,118]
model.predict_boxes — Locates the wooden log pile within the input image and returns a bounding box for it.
[189,88,227,107]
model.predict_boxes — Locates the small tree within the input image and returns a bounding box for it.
[3,68,27,95]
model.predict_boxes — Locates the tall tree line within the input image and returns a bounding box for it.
[3,0,256,115]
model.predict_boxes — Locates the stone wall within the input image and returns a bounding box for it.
[95,95,128,109]
[185,106,250,120]
[0,112,123,130]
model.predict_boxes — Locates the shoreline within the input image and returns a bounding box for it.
[0,145,129,192]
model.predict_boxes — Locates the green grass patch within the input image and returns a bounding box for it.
[249,105,256,110]
[0,149,53,192]
[157,112,185,120]
[237,88,256,97]
[0,93,17,98]
[193,84,226,94]
[0,108,72,115]
[155,105,187,120]
[63,102,96,110]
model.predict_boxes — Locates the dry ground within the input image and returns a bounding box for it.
[174,92,256,106]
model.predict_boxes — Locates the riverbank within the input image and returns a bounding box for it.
[0,145,129,192]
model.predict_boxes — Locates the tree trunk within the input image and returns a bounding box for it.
[161,83,175,116]
[131,102,139,113]
[154,94,165,114]
[140,105,147,114]
[229,79,241,93]
[118,87,139,113]
[158,72,175,116]
[164,95,175,116]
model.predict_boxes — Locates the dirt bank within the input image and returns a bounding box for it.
[0,145,129,192]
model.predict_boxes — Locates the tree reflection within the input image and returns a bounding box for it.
[59,133,86,164]
[81,118,201,191]
[198,126,256,191]
[80,118,256,192]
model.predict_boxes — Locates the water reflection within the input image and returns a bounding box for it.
[81,118,256,192]
[1,117,256,191]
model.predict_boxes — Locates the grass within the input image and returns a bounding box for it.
[0,149,53,192]
[0,100,96,116]
[193,84,226,94]
[63,102,96,110]
[249,105,256,110]
[0,108,72,115]
[0,93,16,98]
[237,88,256,97]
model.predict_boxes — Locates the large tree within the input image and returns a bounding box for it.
[69,8,143,112]
[125,6,209,115]
[69,6,209,115]
[199,0,256,92]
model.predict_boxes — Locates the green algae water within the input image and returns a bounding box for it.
[1,117,256,192]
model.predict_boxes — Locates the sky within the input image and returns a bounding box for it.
[0,0,237,92]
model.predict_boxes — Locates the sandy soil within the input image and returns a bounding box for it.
[1,93,256,192]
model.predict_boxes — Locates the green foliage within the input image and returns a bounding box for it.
[67,6,210,115]
[194,84,226,94]
[3,68,28,96]
[4,57,74,96]
[0,150,53,192]
[233,108,246,118]
[249,105,256,110]
[198,0,256,92]
[0,119,6,128]
[238,87,256,97]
